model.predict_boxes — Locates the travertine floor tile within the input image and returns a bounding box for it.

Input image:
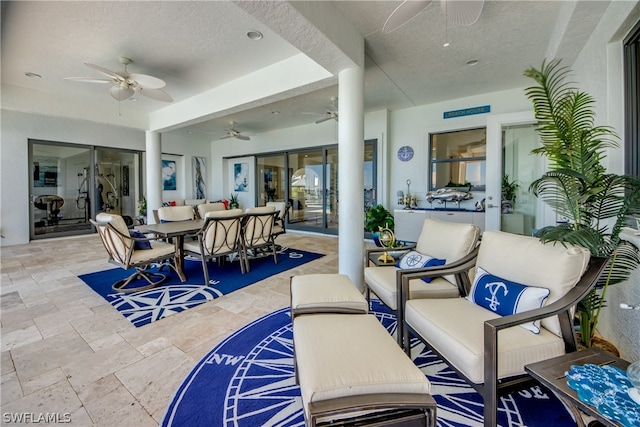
[1,232,339,424]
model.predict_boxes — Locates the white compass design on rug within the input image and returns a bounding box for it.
[109,284,222,327]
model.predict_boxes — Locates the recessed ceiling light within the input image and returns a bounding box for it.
[271,111,280,115]
[25,72,41,78]
[247,30,263,40]
[443,42,450,48]
[466,59,479,66]
[128,97,138,102]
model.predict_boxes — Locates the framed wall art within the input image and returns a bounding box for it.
[192,156,206,199]
[162,159,177,191]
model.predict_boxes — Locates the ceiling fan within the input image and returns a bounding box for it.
[220,122,251,141]
[65,57,173,102]
[303,96,339,124]
[382,0,484,34]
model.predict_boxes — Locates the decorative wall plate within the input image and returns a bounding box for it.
[397,145,414,162]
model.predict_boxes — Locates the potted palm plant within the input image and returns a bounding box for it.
[524,59,640,348]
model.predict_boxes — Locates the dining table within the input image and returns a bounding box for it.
[136,219,204,282]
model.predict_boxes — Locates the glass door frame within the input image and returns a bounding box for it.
[29,139,144,241]
[253,139,377,236]
[29,139,95,240]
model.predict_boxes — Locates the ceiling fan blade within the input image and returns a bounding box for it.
[64,77,113,84]
[445,0,484,26]
[220,134,233,140]
[302,112,325,116]
[236,134,251,141]
[382,0,432,34]
[315,115,333,124]
[84,63,123,81]
[136,88,173,102]
[128,73,166,89]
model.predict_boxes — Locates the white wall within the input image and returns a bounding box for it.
[0,110,215,246]
[569,1,640,361]
[0,110,145,246]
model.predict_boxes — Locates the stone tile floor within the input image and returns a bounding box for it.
[1,232,342,425]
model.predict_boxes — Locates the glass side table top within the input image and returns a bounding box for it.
[566,363,640,427]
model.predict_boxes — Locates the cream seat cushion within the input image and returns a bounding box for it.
[474,231,590,335]
[158,205,194,222]
[290,274,368,316]
[197,202,226,219]
[405,298,565,384]
[294,313,431,418]
[365,269,457,309]
[364,218,481,307]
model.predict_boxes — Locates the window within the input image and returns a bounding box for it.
[624,20,640,178]
[429,128,486,190]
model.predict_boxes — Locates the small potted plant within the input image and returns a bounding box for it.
[501,174,520,214]
[229,193,240,209]
[365,204,395,246]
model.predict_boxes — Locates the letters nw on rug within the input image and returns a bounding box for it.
[78,248,323,327]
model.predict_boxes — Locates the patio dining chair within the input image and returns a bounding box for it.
[242,206,278,272]
[183,209,245,286]
[91,212,178,293]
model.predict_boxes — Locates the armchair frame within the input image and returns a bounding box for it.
[91,218,179,293]
[365,244,480,345]
[401,256,608,427]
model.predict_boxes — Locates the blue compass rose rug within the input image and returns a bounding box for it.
[162,300,577,427]
[79,248,323,327]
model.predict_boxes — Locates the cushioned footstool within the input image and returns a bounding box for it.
[293,313,436,427]
[290,274,369,318]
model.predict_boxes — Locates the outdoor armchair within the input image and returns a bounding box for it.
[266,201,290,241]
[401,230,606,427]
[91,212,178,293]
[364,218,481,345]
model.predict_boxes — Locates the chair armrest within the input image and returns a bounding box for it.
[484,256,607,333]
[365,243,416,258]
[482,256,608,391]
[399,246,480,301]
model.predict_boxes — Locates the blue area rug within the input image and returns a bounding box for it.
[162,300,577,427]
[78,248,323,327]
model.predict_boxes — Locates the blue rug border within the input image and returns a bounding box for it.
[162,300,577,427]
[79,248,323,327]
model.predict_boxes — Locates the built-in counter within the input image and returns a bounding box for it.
[394,208,485,243]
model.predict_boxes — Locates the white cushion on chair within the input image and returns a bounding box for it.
[291,274,368,315]
[158,206,194,222]
[405,297,565,384]
[475,231,590,336]
[294,314,431,412]
[415,219,481,275]
[364,267,459,309]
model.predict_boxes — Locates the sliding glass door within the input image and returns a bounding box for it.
[29,140,142,240]
[255,140,376,235]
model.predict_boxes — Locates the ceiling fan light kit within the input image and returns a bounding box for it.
[65,56,173,103]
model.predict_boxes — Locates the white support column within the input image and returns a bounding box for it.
[145,131,162,224]
[338,66,365,290]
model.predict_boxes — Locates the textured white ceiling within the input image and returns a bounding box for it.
[1,1,609,137]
